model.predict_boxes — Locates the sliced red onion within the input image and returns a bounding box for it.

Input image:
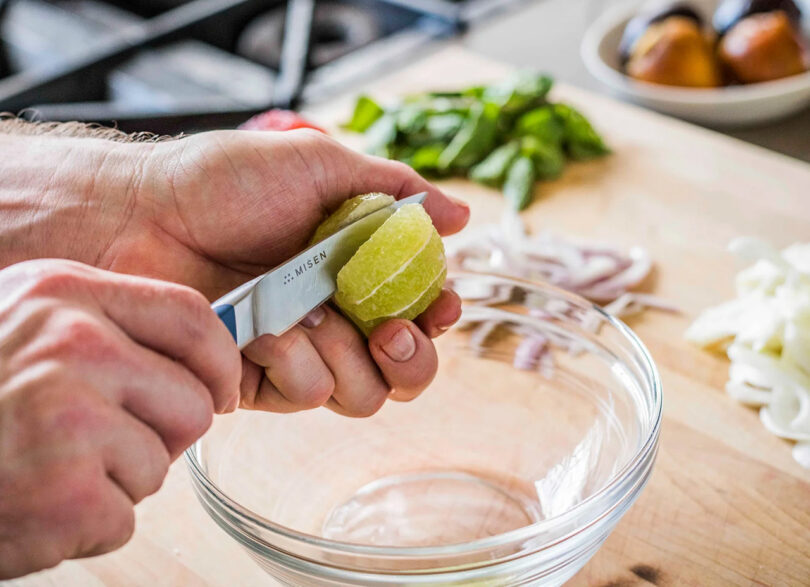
[446,215,673,317]
[567,255,625,289]
[513,334,548,371]
[601,293,635,317]
[451,279,496,301]
[447,215,678,388]
[529,307,553,320]
[576,247,652,302]
[622,293,680,313]
[538,350,555,379]
[469,321,499,355]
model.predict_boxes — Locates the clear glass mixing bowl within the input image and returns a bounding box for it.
[186,273,662,586]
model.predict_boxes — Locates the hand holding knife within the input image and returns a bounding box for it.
[212,192,428,348]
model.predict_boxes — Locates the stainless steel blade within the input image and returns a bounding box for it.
[251,191,428,337]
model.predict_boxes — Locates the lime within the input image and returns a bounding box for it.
[311,195,446,335]
[309,192,395,245]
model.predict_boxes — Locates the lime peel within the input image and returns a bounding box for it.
[311,195,447,335]
[309,193,395,246]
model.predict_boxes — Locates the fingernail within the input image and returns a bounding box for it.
[301,306,326,328]
[225,393,240,413]
[381,327,416,362]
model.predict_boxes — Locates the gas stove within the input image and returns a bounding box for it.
[0,0,525,134]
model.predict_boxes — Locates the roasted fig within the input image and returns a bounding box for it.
[619,1,704,65]
[713,0,802,37]
[718,11,809,82]
[625,16,721,87]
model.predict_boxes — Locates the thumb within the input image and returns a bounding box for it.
[351,154,470,237]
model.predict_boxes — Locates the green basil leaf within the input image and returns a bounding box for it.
[520,136,565,180]
[503,156,537,211]
[515,106,564,146]
[484,71,553,115]
[554,103,610,160]
[409,143,446,172]
[470,141,521,187]
[364,114,398,156]
[344,95,385,133]
[438,102,500,171]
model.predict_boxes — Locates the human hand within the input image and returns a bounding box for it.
[0,259,241,579]
[118,129,469,415]
[0,127,469,416]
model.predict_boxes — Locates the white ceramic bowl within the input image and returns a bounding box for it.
[581,0,810,126]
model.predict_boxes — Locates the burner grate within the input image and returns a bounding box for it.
[0,0,525,133]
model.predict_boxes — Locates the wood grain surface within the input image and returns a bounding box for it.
[6,45,810,587]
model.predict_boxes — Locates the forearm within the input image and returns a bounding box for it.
[0,119,160,269]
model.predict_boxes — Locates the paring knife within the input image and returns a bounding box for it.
[212,192,428,349]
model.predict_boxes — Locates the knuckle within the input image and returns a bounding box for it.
[51,314,117,361]
[108,507,136,551]
[222,349,243,399]
[388,159,417,177]
[350,384,389,417]
[84,500,136,556]
[166,284,210,340]
[267,329,308,364]
[292,127,328,142]
[139,436,171,500]
[145,459,170,498]
[69,469,135,554]
[18,261,89,299]
[50,404,101,441]
[329,332,366,365]
[300,375,335,410]
[32,391,108,443]
[168,283,209,311]
[0,537,61,578]
[59,465,106,517]
[172,395,214,449]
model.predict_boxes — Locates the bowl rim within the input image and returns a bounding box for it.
[581,2,810,105]
[185,273,663,559]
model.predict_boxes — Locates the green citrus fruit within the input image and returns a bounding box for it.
[309,192,395,245]
[312,195,446,335]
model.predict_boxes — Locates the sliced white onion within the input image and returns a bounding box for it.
[760,386,810,442]
[726,380,772,406]
[688,237,810,468]
[728,237,785,268]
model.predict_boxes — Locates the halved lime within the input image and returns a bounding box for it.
[311,195,446,335]
[309,193,395,245]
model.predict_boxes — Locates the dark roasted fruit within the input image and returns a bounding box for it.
[718,11,808,82]
[626,16,721,87]
[713,0,802,37]
[620,1,704,65]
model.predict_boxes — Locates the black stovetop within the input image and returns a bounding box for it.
[0,0,524,133]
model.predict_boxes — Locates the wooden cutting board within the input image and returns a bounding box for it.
[8,46,810,587]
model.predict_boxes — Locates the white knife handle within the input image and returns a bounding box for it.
[211,275,261,349]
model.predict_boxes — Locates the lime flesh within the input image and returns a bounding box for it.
[312,196,446,335]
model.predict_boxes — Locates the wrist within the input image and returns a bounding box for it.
[0,133,156,269]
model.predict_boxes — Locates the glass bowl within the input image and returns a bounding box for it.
[185,272,662,586]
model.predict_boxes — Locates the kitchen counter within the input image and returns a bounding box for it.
[462,0,810,163]
[6,46,810,587]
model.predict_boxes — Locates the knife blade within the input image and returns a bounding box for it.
[212,192,428,348]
